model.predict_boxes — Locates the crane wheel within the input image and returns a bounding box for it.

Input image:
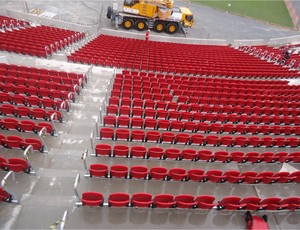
[107,6,112,19]
[122,18,134,30]
[153,21,165,33]
[135,19,147,31]
[166,23,178,34]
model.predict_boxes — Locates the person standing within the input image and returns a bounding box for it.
[145,29,150,42]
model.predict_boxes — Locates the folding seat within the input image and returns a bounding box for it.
[293,126,300,135]
[161,132,175,143]
[156,101,167,110]
[181,149,197,161]
[234,136,248,147]
[156,110,168,120]
[144,99,155,109]
[195,195,216,209]
[240,197,266,211]
[2,118,18,130]
[144,118,157,129]
[130,166,148,179]
[27,96,42,108]
[145,131,160,143]
[217,196,245,210]
[169,168,187,181]
[214,151,230,162]
[197,122,210,133]
[260,152,278,163]
[224,170,244,183]
[30,108,48,120]
[110,165,128,178]
[261,136,275,147]
[286,137,300,147]
[129,146,146,158]
[113,145,129,157]
[175,194,197,209]
[227,114,239,123]
[24,138,44,152]
[175,133,190,144]
[131,193,153,207]
[132,98,143,108]
[289,152,300,163]
[229,151,247,163]
[205,135,220,146]
[259,171,279,184]
[117,116,130,128]
[89,164,108,177]
[223,105,233,114]
[167,102,178,111]
[148,147,164,159]
[169,120,183,131]
[153,194,176,208]
[260,197,285,210]
[181,112,193,121]
[81,192,103,206]
[247,125,260,134]
[143,93,153,100]
[129,118,142,128]
[104,116,117,127]
[156,120,170,130]
[189,134,204,145]
[196,150,213,163]
[0,92,11,104]
[242,171,262,184]
[259,114,271,124]
[99,127,114,140]
[144,108,156,118]
[132,107,144,117]
[282,126,293,135]
[119,106,131,116]
[149,167,168,180]
[115,129,130,141]
[163,94,173,102]
[279,197,300,211]
[10,94,27,106]
[206,170,226,183]
[272,115,282,125]
[108,193,130,207]
[247,136,262,147]
[290,171,300,183]
[19,120,38,133]
[246,152,263,163]
[131,130,145,141]
[165,148,181,160]
[274,152,292,163]
[177,96,188,104]
[273,137,287,148]
[210,123,223,133]
[3,158,31,173]
[186,169,206,182]
[120,97,131,107]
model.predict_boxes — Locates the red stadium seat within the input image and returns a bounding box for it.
[131,193,152,208]
[109,193,130,207]
[153,194,176,208]
[81,192,103,206]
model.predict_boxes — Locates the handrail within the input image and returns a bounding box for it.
[23,145,37,175]
[38,127,48,153]
[81,149,89,175]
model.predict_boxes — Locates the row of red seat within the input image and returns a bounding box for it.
[109,97,300,113]
[103,116,300,135]
[0,134,44,152]
[111,83,299,101]
[99,127,300,147]
[0,74,81,90]
[94,144,300,163]
[120,70,291,85]
[105,106,300,124]
[0,156,32,173]
[80,192,300,211]
[120,70,292,86]
[0,92,69,110]
[0,118,55,135]
[0,104,63,122]
[0,63,86,85]
[116,72,299,90]
[88,163,300,184]
[0,83,75,101]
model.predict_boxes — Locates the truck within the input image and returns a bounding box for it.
[106,0,194,35]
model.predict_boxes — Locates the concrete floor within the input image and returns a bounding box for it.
[0,1,300,229]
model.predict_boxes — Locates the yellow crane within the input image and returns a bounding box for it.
[107,0,194,35]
